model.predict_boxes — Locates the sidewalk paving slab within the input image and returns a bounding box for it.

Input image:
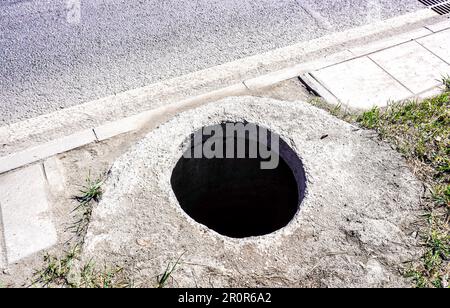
[369,41,450,94]
[310,57,412,109]
[417,29,450,65]
[0,165,57,264]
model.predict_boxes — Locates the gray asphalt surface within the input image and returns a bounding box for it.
[0,0,424,125]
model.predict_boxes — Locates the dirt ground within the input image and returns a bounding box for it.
[0,80,426,288]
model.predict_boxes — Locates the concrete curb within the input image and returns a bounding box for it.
[0,9,445,175]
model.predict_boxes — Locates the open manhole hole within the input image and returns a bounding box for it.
[171,122,306,238]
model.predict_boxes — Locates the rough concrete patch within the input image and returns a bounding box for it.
[81,96,424,288]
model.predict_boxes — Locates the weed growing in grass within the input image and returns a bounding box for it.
[357,106,380,129]
[330,103,342,117]
[68,173,104,241]
[307,97,356,122]
[157,253,185,288]
[33,247,130,288]
[33,246,79,287]
[442,75,450,92]
[73,173,103,204]
[33,173,130,288]
[78,262,130,288]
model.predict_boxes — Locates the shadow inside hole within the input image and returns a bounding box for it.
[171,122,306,238]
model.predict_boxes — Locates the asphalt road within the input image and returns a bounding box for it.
[0,0,423,125]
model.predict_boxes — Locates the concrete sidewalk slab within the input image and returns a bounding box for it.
[417,29,450,65]
[311,57,412,109]
[369,41,450,94]
[0,165,57,264]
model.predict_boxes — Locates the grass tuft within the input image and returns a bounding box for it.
[157,253,185,288]
[33,246,79,287]
[68,173,104,240]
[78,261,130,288]
[443,75,450,92]
[73,173,103,204]
[357,106,380,129]
[32,173,130,288]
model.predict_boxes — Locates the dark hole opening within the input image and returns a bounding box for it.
[170,122,306,238]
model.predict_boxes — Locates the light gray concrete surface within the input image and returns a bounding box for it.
[417,29,450,64]
[370,41,450,94]
[311,57,412,109]
[79,96,423,288]
[0,0,425,125]
[303,28,450,109]
[0,165,57,264]
[0,129,97,174]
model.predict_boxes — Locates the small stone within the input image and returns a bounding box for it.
[136,238,152,248]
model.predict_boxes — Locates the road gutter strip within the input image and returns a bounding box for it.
[1,10,448,175]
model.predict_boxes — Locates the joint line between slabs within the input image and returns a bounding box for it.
[414,39,450,65]
[366,56,416,95]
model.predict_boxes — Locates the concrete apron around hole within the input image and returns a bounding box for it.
[81,96,423,288]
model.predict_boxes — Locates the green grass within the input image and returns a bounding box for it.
[33,246,130,288]
[357,106,380,129]
[443,75,450,92]
[157,253,185,288]
[73,173,103,204]
[68,174,104,240]
[357,90,449,288]
[78,262,130,288]
[33,173,131,288]
[33,246,79,287]
[358,92,450,180]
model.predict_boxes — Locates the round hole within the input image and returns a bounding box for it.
[171,122,306,238]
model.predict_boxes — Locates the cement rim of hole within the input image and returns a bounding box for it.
[82,96,423,288]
